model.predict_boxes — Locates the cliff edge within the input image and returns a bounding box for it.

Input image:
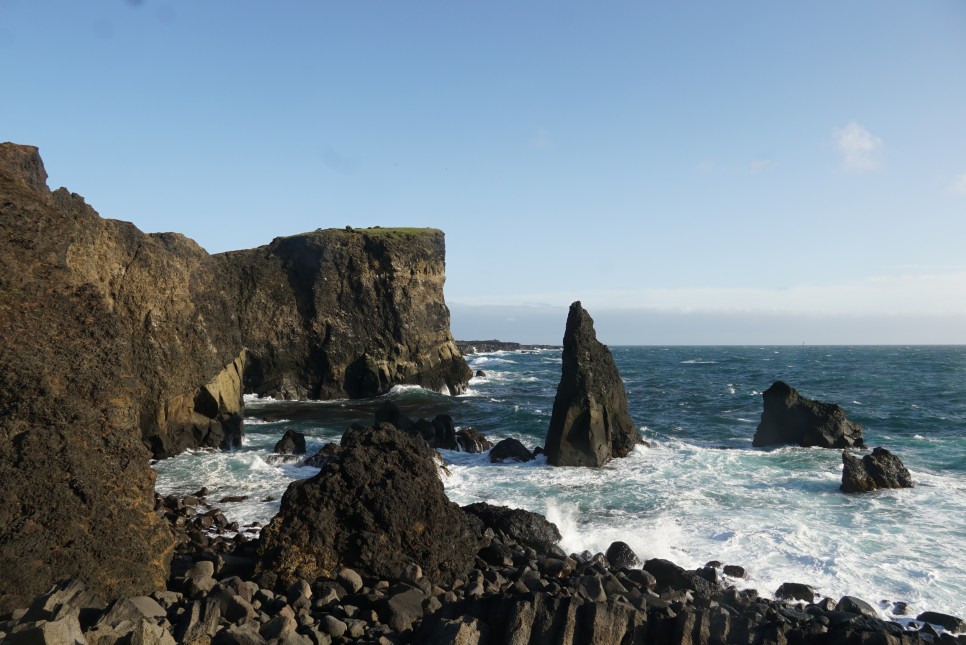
[220,227,470,400]
[0,143,469,611]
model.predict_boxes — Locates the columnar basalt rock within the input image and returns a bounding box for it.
[544,302,642,467]
[752,381,865,449]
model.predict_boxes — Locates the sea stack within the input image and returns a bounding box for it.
[752,381,865,449]
[544,301,641,467]
[841,447,914,493]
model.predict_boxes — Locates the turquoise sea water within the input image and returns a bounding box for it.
[154,346,966,619]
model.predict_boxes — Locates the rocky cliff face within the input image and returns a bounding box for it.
[220,227,470,400]
[544,302,642,467]
[0,143,470,611]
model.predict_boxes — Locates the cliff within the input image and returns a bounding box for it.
[220,227,470,400]
[0,143,470,611]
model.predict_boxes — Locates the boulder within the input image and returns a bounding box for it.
[257,423,482,586]
[605,541,641,569]
[544,302,642,467]
[456,427,493,453]
[775,582,816,603]
[841,447,913,493]
[461,503,562,553]
[273,429,307,455]
[752,381,865,448]
[916,611,966,634]
[489,438,535,463]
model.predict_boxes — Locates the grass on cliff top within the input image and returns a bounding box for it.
[316,226,441,241]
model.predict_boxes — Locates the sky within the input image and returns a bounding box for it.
[2,1,965,344]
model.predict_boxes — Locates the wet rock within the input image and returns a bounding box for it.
[836,595,878,618]
[776,582,816,603]
[461,502,562,553]
[723,565,746,578]
[917,611,966,634]
[841,447,914,493]
[488,438,534,463]
[475,370,486,378]
[752,381,865,448]
[605,541,641,569]
[274,430,307,455]
[456,427,493,453]
[545,302,642,467]
[257,424,482,586]
[643,559,717,598]
[300,442,340,469]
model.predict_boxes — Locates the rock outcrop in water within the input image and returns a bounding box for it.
[0,143,470,612]
[841,447,913,492]
[752,381,865,449]
[544,302,642,467]
[256,423,483,587]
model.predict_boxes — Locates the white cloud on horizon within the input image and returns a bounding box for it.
[450,270,966,317]
[947,172,966,196]
[835,122,884,172]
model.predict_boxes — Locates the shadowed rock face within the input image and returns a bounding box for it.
[0,143,470,611]
[544,302,641,467]
[257,424,482,586]
[219,228,471,400]
[841,447,913,492]
[752,381,865,449]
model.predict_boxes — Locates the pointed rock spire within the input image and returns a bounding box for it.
[544,302,642,467]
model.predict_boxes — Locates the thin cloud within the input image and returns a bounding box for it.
[835,122,884,172]
[452,271,966,317]
[947,172,966,196]
[530,128,553,151]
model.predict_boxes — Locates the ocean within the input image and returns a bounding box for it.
[154,345,966,620]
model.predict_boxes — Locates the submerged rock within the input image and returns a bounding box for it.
[257,423,482,586]
[752,381,865,449]
[273,429,306,455]
[544,302,642,467]
[841,447,913,492]
[456,427,493,453]
[489,438,534,463]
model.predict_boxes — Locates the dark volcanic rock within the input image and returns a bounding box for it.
[605,541,641,569]
[752,381,865,449]
[273,429,307,455]
[841,447,914,493]
[257,423,482,586]
[220,228,471,399]
[544,302,642,467]
[489,438,534,463]
[916,611,966,634]
[0,144,472,612]
[300,442,340,468]
[461,503,562,553]
[456,427,493,453]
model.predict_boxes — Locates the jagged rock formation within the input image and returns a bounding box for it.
[544,302,642,467]
[752,381,865,449]
[256,423,483,587]
[0,143,470,612]
[220,227,470,400]
[841,447,914,492]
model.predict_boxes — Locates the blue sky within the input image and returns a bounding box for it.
[3,1,965,343]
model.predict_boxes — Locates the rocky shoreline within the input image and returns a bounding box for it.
[456,340,561,355]
[2,467,962,644]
